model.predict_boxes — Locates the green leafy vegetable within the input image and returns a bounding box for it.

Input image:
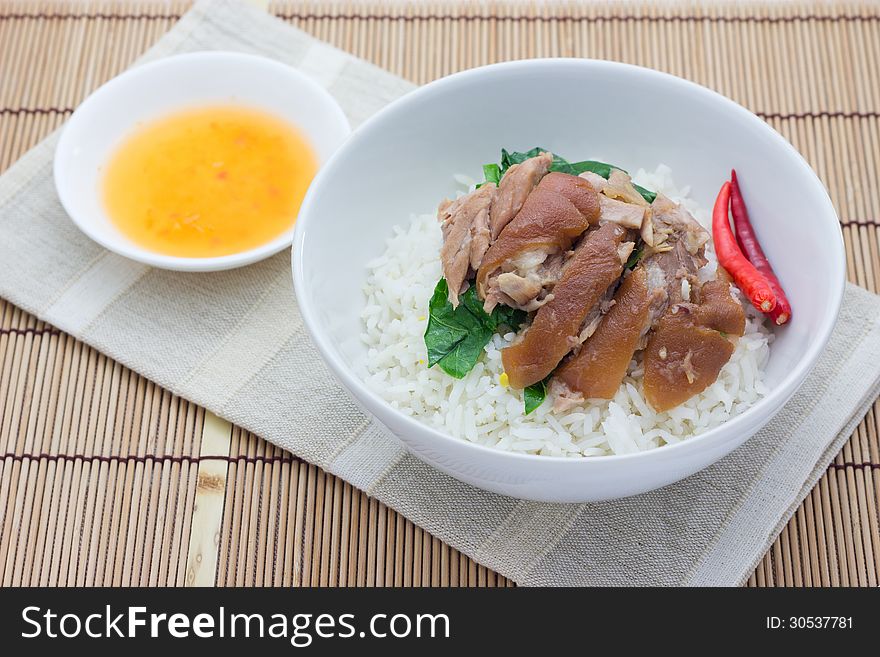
[633,183,656,203]
[480,163,501,187]
[625,245,644,270]
[500,147,574,176]
[424,279,526,379]
[524,376,551,415]
[566,159,615,178]
[498,147,535,173]
[485,147,657,203]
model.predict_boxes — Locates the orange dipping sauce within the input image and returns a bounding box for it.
[102,105,317,258]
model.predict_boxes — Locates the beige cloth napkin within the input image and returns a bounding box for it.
[2,0,879,586]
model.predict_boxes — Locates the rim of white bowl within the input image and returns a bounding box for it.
[54,51,351,272]
[293,57,845,466]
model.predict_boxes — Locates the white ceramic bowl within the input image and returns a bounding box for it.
[293,59,844,502]
[54,51,350,272]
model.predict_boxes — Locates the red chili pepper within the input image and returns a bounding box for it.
[730,170,792,325]
[712,181,777,314]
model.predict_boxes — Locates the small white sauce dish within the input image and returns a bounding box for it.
[293,59,845,503]
[54,51,350,272]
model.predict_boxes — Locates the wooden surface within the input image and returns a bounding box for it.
[1,0,879,587]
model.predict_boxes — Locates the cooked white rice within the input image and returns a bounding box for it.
[360,165,772,457]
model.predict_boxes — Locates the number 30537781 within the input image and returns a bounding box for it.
[766,617,853,629]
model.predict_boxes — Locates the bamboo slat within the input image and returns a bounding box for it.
[0,0,878,587]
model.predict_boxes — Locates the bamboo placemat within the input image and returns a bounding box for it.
[0,0,878,587]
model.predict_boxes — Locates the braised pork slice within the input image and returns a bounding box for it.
[552,194,710,400]
[641,192,709,326]
[489,152,553,239]
[577,171,606,193]
[692,277,747,336]
[577,170,651,231]
[437,183,495,307]
[500,222,629,389]
[598,195,648,230]
[647,193,710,253]
[642,278,746,411]
[477,172,600,313]
[602,169,650,208]
[554,267,650,399]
